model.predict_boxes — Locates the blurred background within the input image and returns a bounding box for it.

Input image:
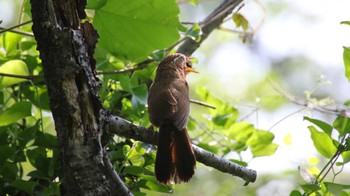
[1,0,350,195]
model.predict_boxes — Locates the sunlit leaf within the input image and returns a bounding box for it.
[308,126,337,158]
[0,101,32,127]
[247,130,278,157]
[232,13,249,31]
[4,32,23,56]
[284,134,292,145]
[333,116,350,136]
[94,0,182,60]
[343,47,350,81]
[304,116,333,136]
[0,60,29,88]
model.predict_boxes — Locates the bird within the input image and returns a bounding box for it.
[147,53,197,185]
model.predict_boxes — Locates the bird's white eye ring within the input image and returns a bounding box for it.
[173,56,185,65]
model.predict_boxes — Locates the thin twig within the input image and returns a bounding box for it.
[190,99,216,109]
[0,20,32,34]
[96,58,155,75]
[0,72,41,80]
[0,27,34,36]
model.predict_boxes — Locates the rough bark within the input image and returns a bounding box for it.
[30,0,131,195]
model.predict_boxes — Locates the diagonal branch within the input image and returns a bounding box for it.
[177,0,244,56]
[106,115,257,184]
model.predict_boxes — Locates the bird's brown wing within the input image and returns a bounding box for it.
[148,84,178,127]
[148,80,190,130]
[169,80,190,130]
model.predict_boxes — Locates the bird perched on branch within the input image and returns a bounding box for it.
[148,53,197,184]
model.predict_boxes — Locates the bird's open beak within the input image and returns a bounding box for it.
[185,67,199,73]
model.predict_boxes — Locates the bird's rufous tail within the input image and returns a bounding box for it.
[155,123,196,184]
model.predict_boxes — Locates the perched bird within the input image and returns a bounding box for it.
[148,53,197,184]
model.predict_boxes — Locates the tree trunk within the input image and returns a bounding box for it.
[30,0,130,195]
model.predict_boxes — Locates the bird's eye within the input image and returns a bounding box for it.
[173,56,185,65]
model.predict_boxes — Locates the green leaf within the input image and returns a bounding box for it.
[10,179,37,194]
[304,116,333,136]
[123,165,144,176]
[246,130,278,157]
[308,126,337,158]
[0,60,29,88]
[197,142,218,154]
[33,132,57,149]
[0,101,32,127]
[4,32,23,56]
[131,83,148,109]
[289,190,302,196]
[0,145,15,166]
[94,0,182,60]
[341,21,350,26]
[300,184,321,194]
[232,13,249,31]
[229,159,248,167]
[341,150,350,165]
[333,116,350,136]
[343,47,350,81]
[138,175,172,193]
[324,182,350,196]
[185,23,202,42]
[86,0,107,9]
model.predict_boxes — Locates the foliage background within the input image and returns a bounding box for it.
[0,0,350,195]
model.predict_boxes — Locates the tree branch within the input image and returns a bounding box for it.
[106,115,257,184]
[177,0,244,55]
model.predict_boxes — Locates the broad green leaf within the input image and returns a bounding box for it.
[232,13,249,31]
[0,101,32,127]
[308,126,337,158]
[94,0,182,60]
[87,0,107,9]
[325,182,350,196]
[333,116,350,136]
[304,116,333,136]
[247,130,278,157]
[343,47,350,81]
[0,60,29,88]
[289,190,302,196]
[11,179,37,194]
[131,84,148,110]
[341,150,350,165]
[4,32,23,56]
[123,165,144,175]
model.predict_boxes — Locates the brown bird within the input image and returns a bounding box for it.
[148,53,197,184]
